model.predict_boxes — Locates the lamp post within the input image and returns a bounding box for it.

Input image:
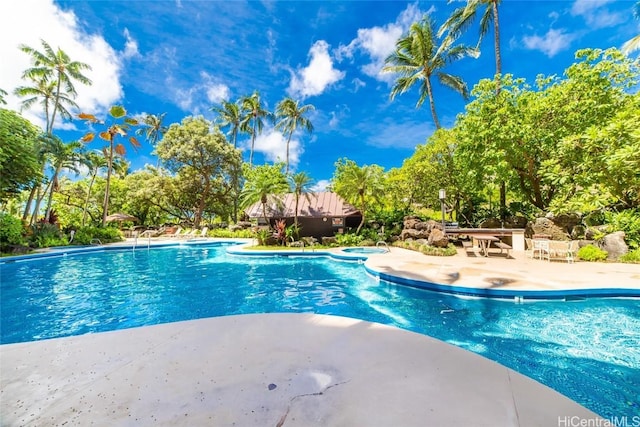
[439,189,446,233]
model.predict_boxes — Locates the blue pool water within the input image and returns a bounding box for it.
[1,243,639,418]
[342,247,388,254]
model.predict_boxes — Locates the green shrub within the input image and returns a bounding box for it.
[72,226,123,245]
[577,244,608,262]
[391,240,457,256]
[334,233,364,247]
[209,228,256,239]
[0,213,26,249]
[619,248,640,264]
[604,210,640,250]
[29,223,67,248]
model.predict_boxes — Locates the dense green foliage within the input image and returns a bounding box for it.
[0,213,26,249]
[0,109,42,202]
[72,226,123,245]
[619,248,640,263]
[577,245,608,262]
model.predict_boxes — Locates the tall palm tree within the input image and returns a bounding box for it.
[275,98,315,174]
[622,1,640,55]
[42,137,83,223]
[212,100,243,148]
[212,99,245,223]
[241,164,289,229]
[14,79,78,128]
[439,1,506,217]
[0,88,7,105]
[383,17,476,129]
[331,159,385,234]
[288,171,315,233]
[438,0,502,77]
[81,150,108,226]
[136,113,167,167]
[19,39,92,133]
[79,105,140,226]
[241,91,272,166]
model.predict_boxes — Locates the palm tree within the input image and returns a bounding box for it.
[81,150,108,226]
[42,137,83,223]
[288,171,315,234]
[331,159,385,234]
[438,0,502,77]
[212,100,243,148]
[79,105,140,226]
[622,2,640,55]
[19,39,92,133]
[383,17,476,129]
[14,79,78,128]
[275,98,315,174]
[136,113,167,167]
[212,99,245,223]
[241,91,272,166]
[241,164,289,229]
[0,88,7,105]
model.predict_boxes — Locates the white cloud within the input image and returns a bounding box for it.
[244,127,303,168]
[288,40,345,98]
[351,78,366,92]
[522,29,577,58]
[0,0,124,129]
[570,0,625,29]
[122,28,140,59]
[169,71,230,114]
[311,179,330,192]
[336,2,432,82]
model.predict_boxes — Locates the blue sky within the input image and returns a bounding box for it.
[1,0,637,190]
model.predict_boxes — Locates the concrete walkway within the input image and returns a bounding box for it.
[1,314,599,426]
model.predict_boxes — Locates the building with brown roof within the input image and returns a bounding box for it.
[244,191,362,238]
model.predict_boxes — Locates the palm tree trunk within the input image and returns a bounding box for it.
[492,0,502,76]
[425,78,441,129]
[82,173,97,227]
[285,133,293,174]
[102,141,114,226]
[44,167,61,222]
[30,183,48,225]
[249,119,257,166]
[22,183,38,220]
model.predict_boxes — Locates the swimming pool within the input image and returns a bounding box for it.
[1,242,638,418]
[341,246,388,254]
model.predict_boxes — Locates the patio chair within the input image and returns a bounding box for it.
[167,226,183,238]
[199,227,209,238]
[549,240,578,263]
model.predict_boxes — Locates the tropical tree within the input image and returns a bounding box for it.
[42,137,83,223]
[0,88,7,105]
[0,109,41,203]
[622,1,640,55]
[212,99,243,148]
[241,91,272,165]
[136,113,168,167]
[331,158,386,233]
[18,39,92,134]
[438,0,502,77]
[275,98,315,173]
[80,150,107,226]
[212,99,246,223]
[79,105,140,226]
[241,163,289,228]
[288,171,315,233]
[383,17,476,129]
[156,116,241,227]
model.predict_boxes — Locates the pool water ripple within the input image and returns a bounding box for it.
[1,243,638,418]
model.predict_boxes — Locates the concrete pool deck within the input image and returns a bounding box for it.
[2,240,638,425]
[1,314,600,426]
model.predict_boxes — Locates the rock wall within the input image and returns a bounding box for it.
[400,217,448,247]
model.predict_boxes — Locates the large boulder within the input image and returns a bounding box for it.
[504,216,528,228]
[428,228,449,248]
[549,213,582,236]
[529,217,570,241]
[599,231,628,260]
[400,228,429,240]
[403,216,422,230]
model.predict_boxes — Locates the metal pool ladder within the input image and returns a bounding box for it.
[376,241,390,252]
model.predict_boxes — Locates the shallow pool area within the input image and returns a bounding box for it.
[1,242,639,418]
[341,246,388,254]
